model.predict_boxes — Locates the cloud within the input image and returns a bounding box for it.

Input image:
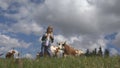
[1,0,120,35]
[0,34,31,52]
[23,53,33,59]
[54,35,69,43]
[54,34,107,51]
[113,32,120,48]
[0,24,8,33]
[9,22,44,35]
[88,0,120,16]
[34,0,100,36]
[32,0,120,52]
[0,0,120,54]
[0,0,44,35]
[33,0,120,51]
[31,0,120,45]
[110,48,119,56]
[0,0,9,10]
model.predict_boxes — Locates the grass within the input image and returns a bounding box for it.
[0,56,120,68]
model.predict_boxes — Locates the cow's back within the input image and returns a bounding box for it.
[64,45,77,56]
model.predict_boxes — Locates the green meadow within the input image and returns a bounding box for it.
[0,56,120,68]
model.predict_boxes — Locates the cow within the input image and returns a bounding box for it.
[36,45,64,58]
[75,49,84,56]
[57,42,77,57]
[49,45,64,57]
[6,49,19,59]
[50,45,58,56]
[50,45,63,57]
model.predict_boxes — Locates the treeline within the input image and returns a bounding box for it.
[85,46,110,57]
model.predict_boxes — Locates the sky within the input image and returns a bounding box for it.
[0,0,120,58]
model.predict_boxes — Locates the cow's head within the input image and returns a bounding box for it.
[57,41,66,50]
[12,50,16,54]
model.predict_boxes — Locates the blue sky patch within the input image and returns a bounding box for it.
[30,0,45,4]
[0,15,17,25]
[104,32,118,40]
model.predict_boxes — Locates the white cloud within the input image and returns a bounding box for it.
[0,34,31,52]
[0,0,120,54]
[55,35,68,43]
[0,0,44,36]
[110,48,119,56]
[54,34,107,51]
[0,0,9,10]
[34,0,99,35]
[23,53,33,59]
[33,0,120,51]
[1,0,120,35]
[113,32,120,48]
[8,22,43,35]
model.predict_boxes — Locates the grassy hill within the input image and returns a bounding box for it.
[0,56,120,68]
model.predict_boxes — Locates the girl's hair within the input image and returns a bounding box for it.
[46,25,53,33]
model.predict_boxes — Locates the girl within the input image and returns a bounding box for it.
[41,26,54,57]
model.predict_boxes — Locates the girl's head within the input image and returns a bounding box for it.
[46,25,53,33]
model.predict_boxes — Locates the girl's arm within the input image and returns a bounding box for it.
[50,33,54,43]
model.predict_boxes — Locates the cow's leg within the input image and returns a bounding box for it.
[6,53,11,58]
[6,55,8,58]
[63,54,67,58]
[63,53,67,58]
[54,48,59,57]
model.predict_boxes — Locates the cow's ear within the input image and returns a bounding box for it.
[64,41,66,44]
[63,41,66,45]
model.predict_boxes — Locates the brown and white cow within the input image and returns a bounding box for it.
[57,42,78,57]
[50,45,64,57]
[6,49,19,59]
[75,49,84,56]
[50,45,59,56]
[36,45,64,58]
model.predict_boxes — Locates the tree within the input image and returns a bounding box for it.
[92,48,97,56]
[85,49,90,56]
[97,46,103,56]
[104,49,109,57]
